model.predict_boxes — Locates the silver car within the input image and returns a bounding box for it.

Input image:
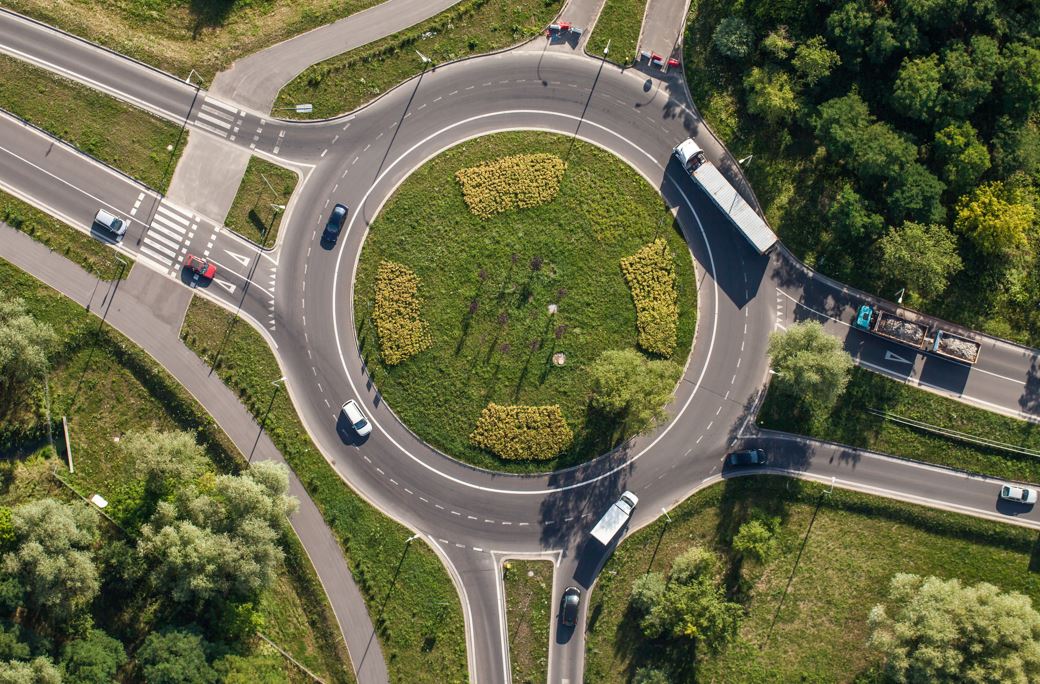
[93,208,128,238]
[340,399,372,437]
[1000,485,1037,505]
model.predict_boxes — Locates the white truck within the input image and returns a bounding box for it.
[673,139,778,254]
[590,491,639,545]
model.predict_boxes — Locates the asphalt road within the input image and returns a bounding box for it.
[3,9,1040,684]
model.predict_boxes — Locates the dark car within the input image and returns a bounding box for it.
[727,448,767,467]
[561,586,581,627]
[323,203,348,243]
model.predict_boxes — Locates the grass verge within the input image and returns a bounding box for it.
[180,295,468,683]
[0,259,349,682]
[354,132,697,472]
[758,366,1040,484]
[584,476,1040,682]
[224,156,299,248]
[0,52,186,192]
[4,0,382,83]
[504,560,552,684]
[585,0,648,64]
[0,189,127,280]
[276,0,562,119]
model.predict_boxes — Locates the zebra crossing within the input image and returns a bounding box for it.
[138,200,199,274]
[192,97,244,142]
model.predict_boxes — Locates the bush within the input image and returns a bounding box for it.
[373,260,432,365]
[469,403,573,460]
[620,239,679,357]
[713,17,753,59]
[455,153,567,218]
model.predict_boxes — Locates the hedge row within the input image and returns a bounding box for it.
[373,260,432,365]
[455,153,567,219]
[469,403,573,461]
[620,239,679,357]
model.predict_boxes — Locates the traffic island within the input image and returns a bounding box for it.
[224,156,299,248]
[503,560,553,684]
[353,131,697,473]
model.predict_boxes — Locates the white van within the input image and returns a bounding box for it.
[340,399,372,437]
[93,208,128,239]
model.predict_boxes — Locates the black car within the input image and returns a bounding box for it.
[727,448,767,467]
[323,203,348,243]
[561,586,581,627]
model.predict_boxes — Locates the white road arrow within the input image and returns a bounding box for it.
[884,350,912,364]
[213,278,236,295]
[224,249,251,268]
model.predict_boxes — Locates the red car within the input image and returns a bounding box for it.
[184,254,216,279]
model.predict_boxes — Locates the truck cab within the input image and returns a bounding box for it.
[673,139,707,173]
[855,305,874,330]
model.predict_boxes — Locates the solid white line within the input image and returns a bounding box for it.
[204,97,239,114]
[197,111,232,128]
[143,238,176,258]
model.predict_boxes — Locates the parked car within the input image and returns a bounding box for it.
[323,203,348,243]
[340,399,372,437]
[1000,484,1037,505]
[560,586,581,627]
[93,208,128,239]
[727,448,767,467]
[184,254,216,279]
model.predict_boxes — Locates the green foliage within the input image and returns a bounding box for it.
[372,260,433,366]
[60,629,127,684]
[732,515,780,563]
[469,403,573,460]
[0,656,61,684]
[791,35,840,85]
[455,153,567,219]
[587,349,681,430]
[934,121,991,194]
[124,428,208,500]
[713,16,754,59]
[0,507,13,552]
[940,36,1002,120]
[224,156,299,249]
[0,294,56,404]
[878,222,962,300]
[954,181,1036,258]
[136,630,216,684]
[743,66,799,125]
[760,26,794,59]
[868,574,1040,683]
[891,54,942,120]
[620,239,679,356]
[2,498,99,626]
[767,321,853,419]
[827,183,885,242]
[633,667,671,684]
[1001,42,1040,121]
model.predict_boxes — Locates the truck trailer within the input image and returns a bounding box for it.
[590,491,639,545]
[855,305,980,364]
[672,139,778,254]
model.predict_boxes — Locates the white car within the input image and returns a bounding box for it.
[340,399,372,437]
[1000,485,1037,505]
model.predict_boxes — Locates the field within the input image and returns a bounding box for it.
[180,295,468,683]
[759,366,1040,484]
[504,560,553,684]
[275,0,562,120]
[584,476,1040,682]
[585,0,648,63]
[0,52,186,192]
[224,156,299,247]
[353,131,697,472]
[0,259,350,682]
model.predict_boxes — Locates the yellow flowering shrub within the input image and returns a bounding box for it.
[455,153,567,218]
[469,403,573,460]
[373,260,432,365]
[620,239,678,357]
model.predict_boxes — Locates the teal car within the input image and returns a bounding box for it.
[855,305,873,330]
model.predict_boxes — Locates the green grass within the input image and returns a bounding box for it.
[759,366,1040,484]
[0,259,349,683]
[503,560,552,684]
[0,52,186,192]
[224,157,299,248]
[180,295,468,684]
[586,0,648,64]
[354,132,697,473]
[276,0,562,120]
[4,0,383,83]
[0,189,128,280]
[584,476,1040,683]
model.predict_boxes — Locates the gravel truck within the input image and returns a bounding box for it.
[855,305,980,364]
[673,139,778,254]
[590,491,639,545]
[930,329,981,364]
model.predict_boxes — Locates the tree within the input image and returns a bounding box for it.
[61,629,127,684]
[633,667,670,684]
[792,36,841,85]
[0,295,57,403]
[1001,42,1040,121]
[743,66,799,125]
[878,222,962,301]
[954,181,1036,258]
[760,27,794,60]
[733,518,780,563]
[868,574,1040,683]
[815,91,872,161]
[0,656,61,684]
[136,630,216,684]
[767,321,854,416]
[713,17,753,59]
[828,184,885,242]
[126,428,207,499]
[933,121,991,195]
[825,0,873,61]
[891,55,942,121]
[940,36,1002,120]
[885,163,946,225]
[1,498,99,626]
[629,547,741,651]
[587,349,681,429]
